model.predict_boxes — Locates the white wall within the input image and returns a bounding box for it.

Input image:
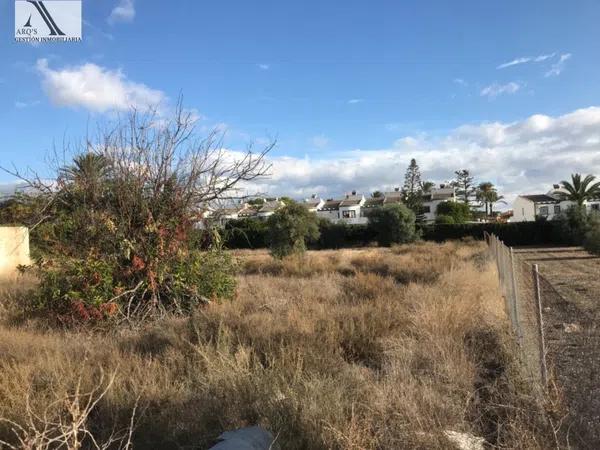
[511,197,536,222]
[0,227,30,280]
[317,209,339,221]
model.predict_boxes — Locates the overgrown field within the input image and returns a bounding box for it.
[0,241,554,449]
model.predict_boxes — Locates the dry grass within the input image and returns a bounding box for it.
[0,242,553,449]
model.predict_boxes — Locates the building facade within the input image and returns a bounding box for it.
[511,192,600,222]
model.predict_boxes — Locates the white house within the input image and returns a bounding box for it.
[316,199,343,222]
[339,192,366,224]
[511,191,600,222]
[206,185,458,228]
[422,186,457,222]
[256,200,285,220]
[303,195,325,212]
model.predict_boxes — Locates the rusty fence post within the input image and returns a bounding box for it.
[532,264,548,388]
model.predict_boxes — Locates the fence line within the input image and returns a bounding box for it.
[483,232,548,389]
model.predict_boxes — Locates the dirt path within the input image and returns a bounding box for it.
[515,247,600,449]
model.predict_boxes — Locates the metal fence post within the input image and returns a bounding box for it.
[532,264,548,388]
[509,247,523,345]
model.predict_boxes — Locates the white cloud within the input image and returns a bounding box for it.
[108,0,135,24]
[35,59,166,113]
[310,135,330,149]
[347,98,364,104]
[497,53,556,69]
[545,53,572,77]
[238,107,600,208]
[480,82,521,99]
[15,100,40,109]
[257,64,270,70]
[453,78,467,86]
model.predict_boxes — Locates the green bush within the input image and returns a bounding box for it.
[553,205,594,245]
[171,250,237,306]
[436,201,471,224]
[368,203,417,247]
[584,223,600,255]
[420,221,562,245]
[316,221,376,249]
[28,256,121,324]
[434,214,455,224]
[267,202,320,258]
[223,218,269,249]
[28,249,237,324]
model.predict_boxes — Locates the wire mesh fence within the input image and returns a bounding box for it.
[483,232,548,390]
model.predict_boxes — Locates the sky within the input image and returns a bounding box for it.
[2,0,600,205]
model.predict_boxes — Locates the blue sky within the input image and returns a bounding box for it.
[2,0,600,202]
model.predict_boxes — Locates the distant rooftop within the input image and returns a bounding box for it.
[363,197,384,208]
[339,194,364,207]
[321,199,342,210]
[520,194,559,204]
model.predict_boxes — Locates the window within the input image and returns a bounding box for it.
[421,206,431,213]
[538,206,549,216]
[554,205,561,214]
[342,210,356,218]
[591,204,600,211]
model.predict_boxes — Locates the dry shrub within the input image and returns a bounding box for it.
[0,242,554,449]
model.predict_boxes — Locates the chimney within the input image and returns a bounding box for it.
[553,184,560,189]
[394,187,400,192]
[351,190,357,196]
[311,194,317,199]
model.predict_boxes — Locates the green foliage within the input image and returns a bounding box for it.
[583,215,600,256]
[452,169,475,205]
[402,159,424,219]
[420,221,563,245]
[317,220,376,249]
[553,205,594,245]
[278,196,295,205]
[171,250,237,305]
[28,249,237,323]
[435,214,455,224]
[368,203,417,247]
[223,218,269,249]
[476,182,504,216]
[18,152,240,321]
[584,222,600,255]
[267,202,320,258]
[436,201,471,224]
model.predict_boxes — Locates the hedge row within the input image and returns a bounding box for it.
[216,219,566,250]
[419,221,565,246]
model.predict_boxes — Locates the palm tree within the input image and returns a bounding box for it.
[420,181,435,193]
[476,182,505,217]
[555,173,600,206]
[60,153,111,205]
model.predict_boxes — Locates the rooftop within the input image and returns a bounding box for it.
[339,194,364,207]
[520,194,559,204]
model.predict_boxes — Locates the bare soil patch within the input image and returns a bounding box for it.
[515,246,600,448]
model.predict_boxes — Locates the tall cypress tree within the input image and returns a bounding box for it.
[452,169,475,205]
[402,159,424,220]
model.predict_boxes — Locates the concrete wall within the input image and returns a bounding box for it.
[511,197,536,222]
[0,227,30,280]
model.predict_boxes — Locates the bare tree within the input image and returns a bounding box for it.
[1,99,274,318]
